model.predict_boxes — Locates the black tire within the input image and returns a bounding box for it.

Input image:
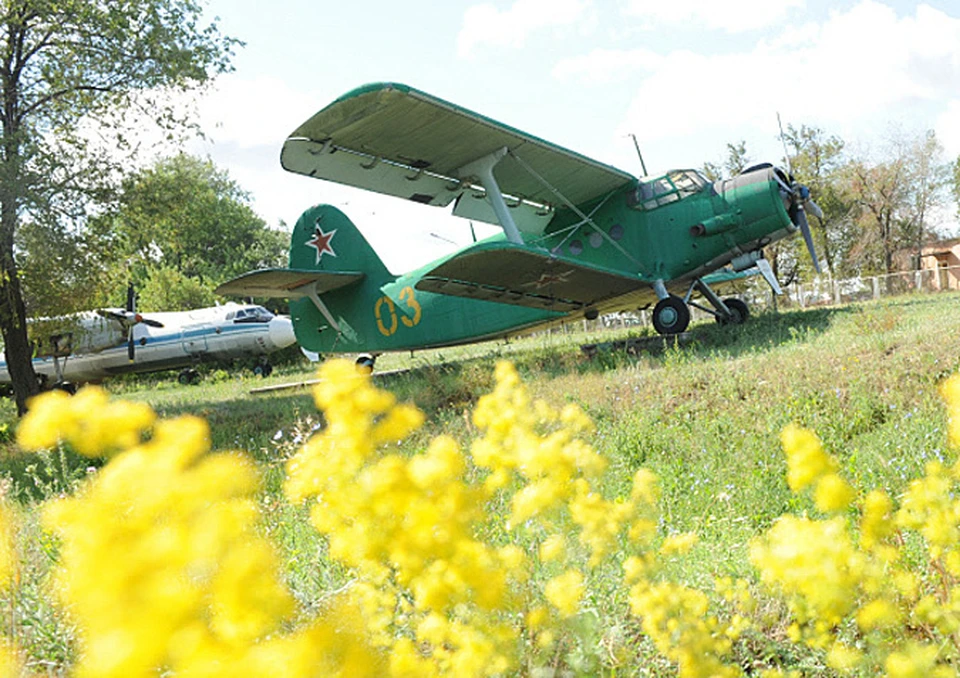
[652,295,690,335]
[715,298,749,325]
[54,382,77,395]
[178,369,200,385]
[356,354,376,374]
[254,363,273,378]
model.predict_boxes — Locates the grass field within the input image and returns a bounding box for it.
[3,291,960,675]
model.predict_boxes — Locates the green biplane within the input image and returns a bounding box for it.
[217,82,821,369]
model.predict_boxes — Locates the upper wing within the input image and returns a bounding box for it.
[215,269,364,299]
[415,242,644,312]
[281,83,635,233]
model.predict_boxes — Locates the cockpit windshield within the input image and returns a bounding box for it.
[232,306,274,324]
[630,170,709,211]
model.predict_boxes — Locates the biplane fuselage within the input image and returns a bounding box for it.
[217,83,815,359]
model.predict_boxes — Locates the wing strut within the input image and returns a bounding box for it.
[456,147,523,244]
[304,283,342,334]
[507,149,645,272]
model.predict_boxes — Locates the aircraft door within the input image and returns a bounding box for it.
[181,323,211,355]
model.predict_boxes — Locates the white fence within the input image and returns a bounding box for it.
[578,265,960,333]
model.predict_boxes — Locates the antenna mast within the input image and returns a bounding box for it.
[628,133,648,176]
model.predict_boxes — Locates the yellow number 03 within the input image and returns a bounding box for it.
[375,286,422,337]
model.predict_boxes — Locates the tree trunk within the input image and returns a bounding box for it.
[0,261,38,416]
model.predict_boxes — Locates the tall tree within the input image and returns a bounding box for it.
[844,130,950,275]
[101,153,288,291]
[0,1,236,413]
[782,124,849,276]
[724,141,751,176]
[954,154,960,219]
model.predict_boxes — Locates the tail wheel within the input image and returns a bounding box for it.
[652,295,691,335]
[715,298,749,325]
[356,354,376,374]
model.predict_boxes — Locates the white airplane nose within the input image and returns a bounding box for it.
[268,316,297,349]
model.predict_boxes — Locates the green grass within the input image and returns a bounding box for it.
[4,291,960,674]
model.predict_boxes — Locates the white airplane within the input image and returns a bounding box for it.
[0,298,297,392]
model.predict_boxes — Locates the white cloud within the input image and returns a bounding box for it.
[606,1,960,156]
[623,0,805,32]
[936,100,960,158]
[194,74,322,149]
[552,48,663,84]
[457,0,594,58]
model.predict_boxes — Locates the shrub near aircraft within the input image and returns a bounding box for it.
[0,286,296,392]
[217,83,821,370]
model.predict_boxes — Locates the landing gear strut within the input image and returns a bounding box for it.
[650,278,752,336]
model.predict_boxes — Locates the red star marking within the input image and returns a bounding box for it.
[306,224,337,263]
[524,270,573,289]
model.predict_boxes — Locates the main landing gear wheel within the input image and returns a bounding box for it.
[178,368,201,385]
[652,295,691,335]
[715,298,750,326]
[253,359,273,378]
[356,354,376,374]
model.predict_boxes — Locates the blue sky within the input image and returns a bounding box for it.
[191,0,960,271]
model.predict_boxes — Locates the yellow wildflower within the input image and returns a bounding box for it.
[781,423,835,492]
[940,373,960,449]
[17,386,155,456]
[814,473,854,513]
[660,532,699,556]
[856,598,899,631]
[544,570,584,618]
[539,534,566,562]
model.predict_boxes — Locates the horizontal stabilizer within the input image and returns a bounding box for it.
[215,268,364,299]
[415,243,643,312]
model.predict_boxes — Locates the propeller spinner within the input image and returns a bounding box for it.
[95,283,164,362]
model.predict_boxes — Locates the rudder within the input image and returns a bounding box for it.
[289,204,392,282]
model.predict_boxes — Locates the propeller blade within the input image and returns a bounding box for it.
[127,334,135,362]
[139,317,164,328]
[126,282,136,312]
[96,309,127,323]
[804,198,824,221]
[794,205,821,274]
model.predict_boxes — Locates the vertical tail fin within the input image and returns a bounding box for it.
[289,204,392,282]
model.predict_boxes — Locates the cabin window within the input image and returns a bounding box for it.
[233,306,275,324]
[630,170,708,211]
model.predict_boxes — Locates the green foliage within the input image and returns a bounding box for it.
[137,265,216,312]
[104,154,288,285]
[0,0,238,412]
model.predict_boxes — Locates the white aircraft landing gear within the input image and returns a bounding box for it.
[253,356,273,377]
[178,368,201,385]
